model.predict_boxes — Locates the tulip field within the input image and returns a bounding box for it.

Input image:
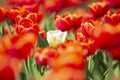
[0,0,120,80]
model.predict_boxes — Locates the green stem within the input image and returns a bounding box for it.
[88,56,92,72]
[102,68,110,79]
[23,61,29,79]
[118,61,120,76]
[27,57,32,76]
[107,51,114,79]
[87,55,94,80]
[109,54,113,75]
[4,21,12,34]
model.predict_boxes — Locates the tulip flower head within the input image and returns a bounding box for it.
[47,30,67,47]
[0,7,5,23]
[103,10,120,25]
[88,1,110,18]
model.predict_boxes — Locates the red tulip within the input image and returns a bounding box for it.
[54,12,79,31]
[15,10,45,37]
[0,66,15,80]
[107,0,120,8]
[103,10,120,25]
[0,33,37,59]
[92,23,120,49]
[0,7,5,23]
[76,31,96,56]
[35,40,87,69]
[75,21,99,56]
[23,3,39,12]
[35,47,58,65]
[63,0,81,8]
[43,0,62,12]
[6,7,24,22]
[111,47,120,60]
[6,0,34,6]
[88,1,110,18]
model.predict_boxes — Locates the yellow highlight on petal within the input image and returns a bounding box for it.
[50,36,57,48]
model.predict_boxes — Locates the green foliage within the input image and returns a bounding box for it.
[86,50,120,80]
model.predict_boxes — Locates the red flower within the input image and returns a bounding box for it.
[15,10,42,24]
[0,7,6,23]
[103,10,120,25]
[54,12,80,31]
[111,47,120,60]
[43,0,63,12]
[6,0,34,6]
[54,9,93,32]
[15,10,35,25]
[35,40,87,69]
[76,31,96,56]
[35,40,86,80]
[107,0,120,8]
[42,0,86,12]
[35,47,58,65]
[0,56,23,80]
[75,20,100,56]
[0,66,15,80]
[15,24,45,38]
[63,0,82,8]
[0,33,37,59]
[23,3,40,12]
[92,23,120,49]
[6,7,24,22]
[0,47,23,80]
[37,11,43,22]
[15,10,45,38]
[88,1,110,18]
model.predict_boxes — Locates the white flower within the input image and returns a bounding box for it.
[47,30,67,47]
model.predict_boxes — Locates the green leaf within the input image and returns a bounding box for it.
[37,33,49,48]
[0,25,4,36]
[44,13,56,32]
[66,32,75,40]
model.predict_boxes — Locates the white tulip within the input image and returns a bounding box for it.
[47,30,67,47]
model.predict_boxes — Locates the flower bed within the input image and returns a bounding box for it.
[0,0,120,80]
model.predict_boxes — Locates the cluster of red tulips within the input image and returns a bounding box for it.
[0,0,120,80]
